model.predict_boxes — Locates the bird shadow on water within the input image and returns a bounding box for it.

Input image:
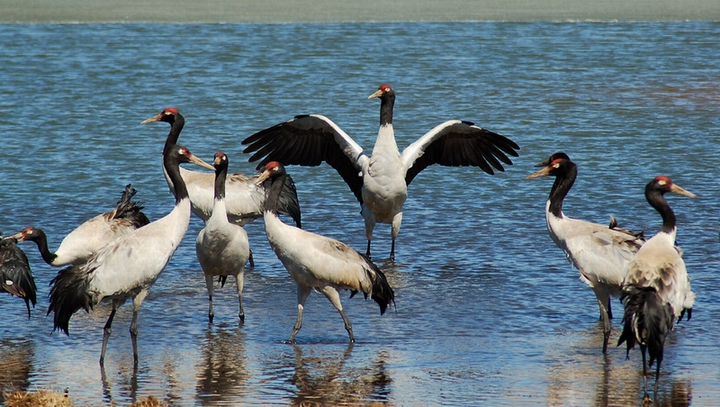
[289,343,392,406]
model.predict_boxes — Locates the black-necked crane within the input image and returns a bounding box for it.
[0,235,37,318]
[256,161,395,343]
[11,184,150,267]
[242,84,520,261]
[618,176,696,404]
[526,152,645,353]
[141,107,302,228]
[196,152,251,323]
[47,144,214,366]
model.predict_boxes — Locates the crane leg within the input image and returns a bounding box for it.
[322,286,354,343]
[594,292,612,353]
[205,273,215,323]
[640,344,652,404]
[288,286,312,343]
[100,301,119,366]
[235,272,245,323]
[390,212,402,263]
[130,290,149,366]
[248,251,255,269]
[362,204,375,259]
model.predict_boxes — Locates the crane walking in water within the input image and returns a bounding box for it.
[256,161,394,343]
[526,152,645,353]
[243,84,520,261]
[0,234,37,318]
[12,184,150,267]
[47,145,214,366]
[618,176,696,404]
[196,152,251,323]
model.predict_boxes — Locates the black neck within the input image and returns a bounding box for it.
[548,161,577,217]
[379,92,395,126]
[214,162,227,201]
[265,171,285,215]
[27,229,58,265]
[163,114,185,156]
[646,185,676,233]
[164,150,189,204]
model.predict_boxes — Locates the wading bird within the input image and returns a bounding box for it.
[526,152,645,353]
[242,84,520,261]
[141,107,301,228]
[12,184,149,267]
[196,152,251,323]
[256,161,395,343]
[618,176,696,404]
[0,235,37,317]
[47,145,214,366]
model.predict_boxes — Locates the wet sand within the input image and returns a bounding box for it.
[2,0,720,23]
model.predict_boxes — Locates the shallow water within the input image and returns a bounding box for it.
[1,22,719,406]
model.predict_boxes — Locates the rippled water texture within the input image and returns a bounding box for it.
[1,22,719,406]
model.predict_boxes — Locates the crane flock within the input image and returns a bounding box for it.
[1,85,700,403]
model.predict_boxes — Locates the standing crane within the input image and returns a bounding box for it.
[526,152,645,353]
[256,161,395,343]
[242,84,519,261]
[47,144,214,366]
[196,152,251,323]
[11,184,149,267]
[618,176,696,404]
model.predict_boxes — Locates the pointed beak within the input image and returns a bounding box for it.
[255,169,271,185]
[525,166,552,180]
[7,232,24,241]
[368,89,384,99]
[141,113,164,124]
[187,154,215,171]
[670,183,697,199]
[534,158,552,167]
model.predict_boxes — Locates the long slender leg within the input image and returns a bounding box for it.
[130,289,149,366]
[247,251,255,269]
[640,344,651,403]
[235,271,245,323]
[100,300,120,366]
[322,286,354,343]
[287,285,312,343]
[594,293,612,354]
[389,212,402,262]
[205,273,215,323]
[361,204,375,258]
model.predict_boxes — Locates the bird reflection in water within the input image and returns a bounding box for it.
[0,339,34,400]
[290,343,391,406]
[196,326,248,405]
[544,325,692,406]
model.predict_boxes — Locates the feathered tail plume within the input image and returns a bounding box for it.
[112,184,151,227]
[362,260,395,315]
[48,264,95,335]
[618,285,674,368]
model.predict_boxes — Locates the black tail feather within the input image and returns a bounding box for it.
[618,285,674,368]
[114,184,151,227]
[48,265,95,335]
[364,263,395,315]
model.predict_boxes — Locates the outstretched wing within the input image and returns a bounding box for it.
[243,114,367,203]
[401,120,520,185]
